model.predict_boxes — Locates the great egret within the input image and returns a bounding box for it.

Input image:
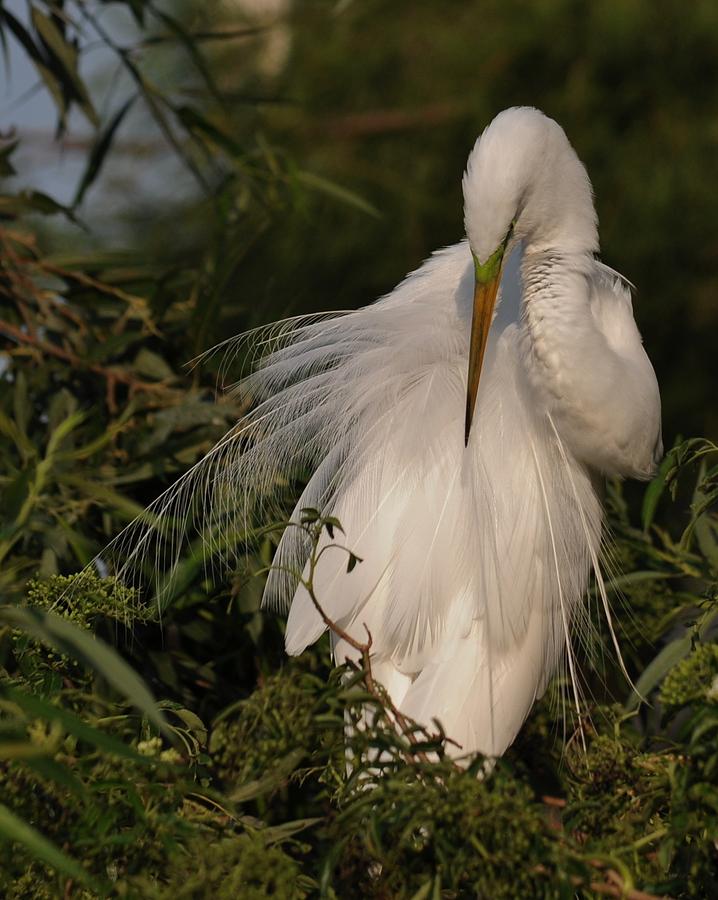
[115,107,662,760]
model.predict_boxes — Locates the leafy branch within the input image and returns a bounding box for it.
[265,507,462,768]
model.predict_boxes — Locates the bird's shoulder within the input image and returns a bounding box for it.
[381,240,472,310]
[587,259,643,354]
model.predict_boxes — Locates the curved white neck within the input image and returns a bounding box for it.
[519,249,600,405]
[463,109,599,264]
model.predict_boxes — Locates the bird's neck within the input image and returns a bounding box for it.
[519,249,599,403]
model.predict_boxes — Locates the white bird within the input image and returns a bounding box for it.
[115,107,662,761]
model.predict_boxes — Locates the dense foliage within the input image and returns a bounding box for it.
[2,1,718,897]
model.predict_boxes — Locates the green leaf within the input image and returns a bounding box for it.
[295,169,380,218]
[45,409,86,459]
[123,0,147,27]
[0,468,32,527]
[0,803,101,890]
[229,749,305,801]
[132,346,175,381]
[31,7,99,127]
[642,450,675,531]
[175,104,240,156]
[24,756,87,797]
[409,880,435,900]
[0,606,167,734]
[0,8,67,126]
[0,189,81,224]
[323,515,344,540]
[625,637,689,710]
[260,817,322,844]
[0,684,156,764]
[0,408,35,460]
[151,9,225,107]
[60,474,147,521]
[0,739,49,761]
[74,96,136,207]
[57,403,136,462]
[597,570,674,593]
[162,704,208,745]
[300,507,320,524]
[682,459,718,565]
[0,8,42,64]
[0,138,18,176]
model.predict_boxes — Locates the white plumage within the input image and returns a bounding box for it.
[113,107,662,760]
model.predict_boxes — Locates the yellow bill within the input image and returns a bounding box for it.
[464,245,507,446]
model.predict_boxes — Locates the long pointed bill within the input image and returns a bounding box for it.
[464,246,506,446]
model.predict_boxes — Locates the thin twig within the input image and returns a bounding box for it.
[300,519,462,767]
[0,317,173,411]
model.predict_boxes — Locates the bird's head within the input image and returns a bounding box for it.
[462,107,598,444]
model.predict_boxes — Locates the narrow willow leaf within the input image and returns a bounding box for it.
[162,705,208,745]
[0,803,101,890]
[0,8,67,126]
[132,346,175,381]
[0,138,18,176]
[642,451,674,532]
[0,740,49,760]
[1,468,33,528]
[31,7,99,126]
[409,880,435,900]
[229,749,305,802]
[682,459,718,565]
[174,104,241,158]
[57,403,136,462]
[625,636,692,711]
[45,409,86,459]
[0,684,156,764]
[295,169,380,218]
[260,817,322,844]
[60,473,147,520]
[124,0,146,27]
[0,607,167,734]
[0,189,80,223]
[24,756,87,796]
[151,9,225,106]
[74,96,136,207]
[0,408,36,459]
